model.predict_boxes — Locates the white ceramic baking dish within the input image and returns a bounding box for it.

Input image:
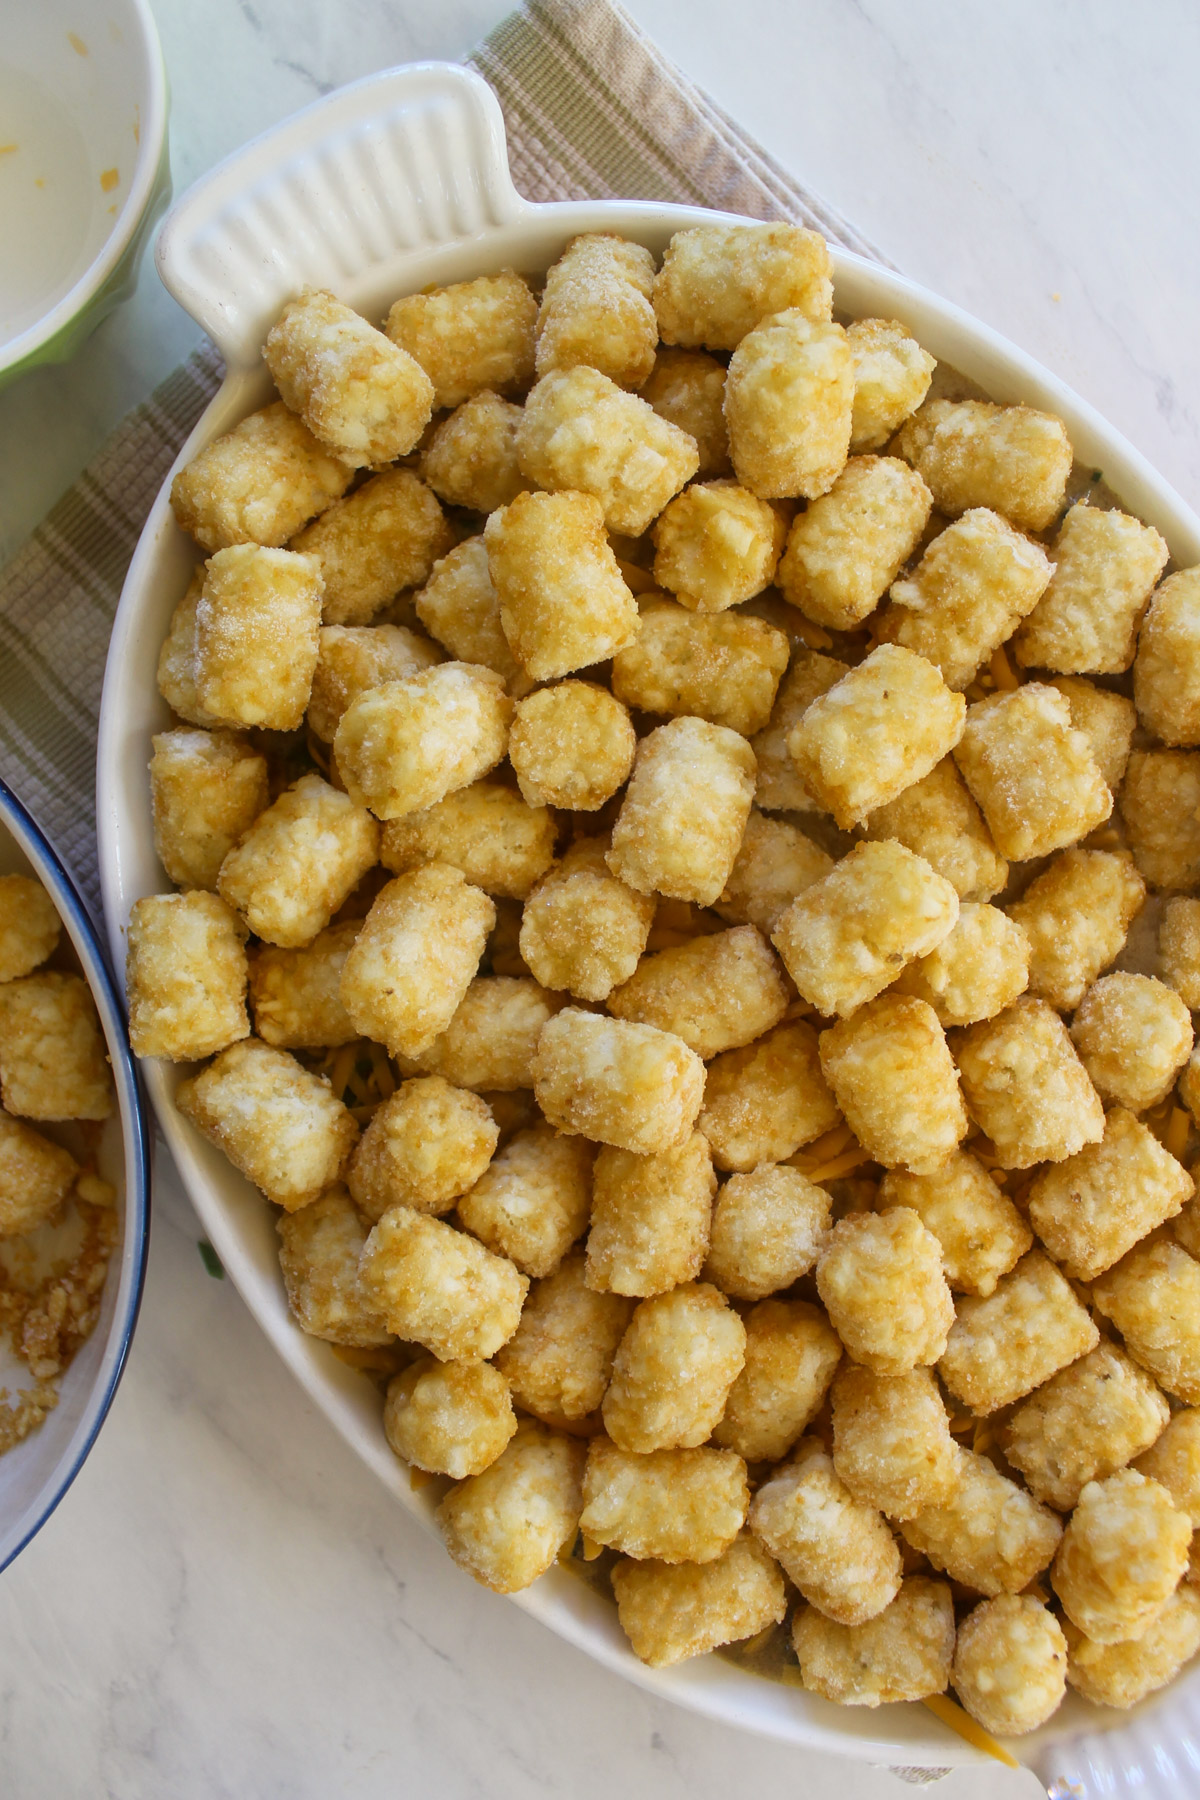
[96,60,1200,1792]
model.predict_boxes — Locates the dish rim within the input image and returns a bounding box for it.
[0,774,151,1573]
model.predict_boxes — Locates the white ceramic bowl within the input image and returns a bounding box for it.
[97,62,1200,1791]
[0,0,170,386]
[0,777,150,1571]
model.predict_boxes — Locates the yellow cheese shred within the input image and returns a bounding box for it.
[805,1147,873,1183]
[922,1693,1020,1769]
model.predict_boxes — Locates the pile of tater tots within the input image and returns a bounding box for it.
[0,876,116,1450]
[128,217,1200,1739]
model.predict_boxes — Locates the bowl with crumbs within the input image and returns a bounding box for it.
[98,59,1200,1791]
[0,0,171,385]
[0,778,149,1570]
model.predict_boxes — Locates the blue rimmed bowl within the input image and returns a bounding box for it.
[0,776,150,1572]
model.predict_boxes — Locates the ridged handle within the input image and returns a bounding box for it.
[155,62,525,366]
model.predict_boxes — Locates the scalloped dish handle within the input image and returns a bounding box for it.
[155,62,526,368]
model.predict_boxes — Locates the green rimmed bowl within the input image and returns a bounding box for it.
[0,0,171,388]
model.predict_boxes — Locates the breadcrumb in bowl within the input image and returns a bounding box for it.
[102,63,1200,1781]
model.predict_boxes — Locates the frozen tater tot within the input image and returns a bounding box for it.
[580,1438,748,1563]
[794,1577,954,1706]
[1007,849,1146,1013]
[194,544,323,730]
[896,397,1072,534]
[456,1122,592,1279]
[418,390,525,514]
[846,318,937,453]
[777,455,932,632]
[402,976,561,1093]
[126,891,248,1062]
[713,1300,842,1463]
[820,996,967,1174]
[650,482,785,614]
[0,1109,79,1238]
[954,683,1112,861]
[608,926,787,1060]
[585,1130,715,1297]
[517,368,698,537]
[1053,1469,1191,1644]
[1135,567,1200,744]
[149,728,269,891]
[952,1595,1068,1737]
[1161,897,1200,1009]
[893,903,1030,1028]
[831,1364,960,1521]
[607,716,756,907]
[338,867,494,1059]
[939,1250,1099,1414]
[0,972,112,1122]
[495,1251,633,1424]
[334,663,512,822]
[384,1356,516,1480]
[276,1186,392,1348]
[176,1038,356,1209]
[347,1077,498,1220]
[1133,1410,1200,1526]
[725,312,853,501]
[519,841,654,1003]
[436,1419,585,1593]
[901,1445,1063,1594]
[1071,972,1193,1111]
[307,623,443,743]
[0,874,59,982]
[531,1008,705,1155]
[749,1442,902,1624]
[535,233,657,389]
[1092,1237,1200,1404]
[788,644,966,829]
[613,1535,786,1668]
[611,598,788,737]
[878,1152,1031,1298]
[291,469,451,628]
[653,222,833,351]
[1120,749,1200,891]
[1014,501,1169,674]
[170,400,354,551]
[360,1205,526,1358]
[713,810,833,934]
[816,1207,955,1374]
[880,507,1053,690]
[1004,1342,1170,1513]
[1065,1586,1200,1709]
[704,1165,831,1301]
[699,1022,841,1173]
[750,652,849,813]
[414,539,523,690]
[157,571,218,726]
[485,490,640,681]
[380,781,554,902]
[1046,675,1137,791]
[509,682,636,812]
[1029,1106,1192,1282]
[217,773,379,948]
[953,997,1105,1169]
[863,757,1007,903]
[772,841,959,1019]
[602,1282,746,1452]
[385,269,537,408]
[264,287,434,467]
[639,348,731,477]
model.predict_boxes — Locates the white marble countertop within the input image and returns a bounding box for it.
[2,2,1199,1794]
